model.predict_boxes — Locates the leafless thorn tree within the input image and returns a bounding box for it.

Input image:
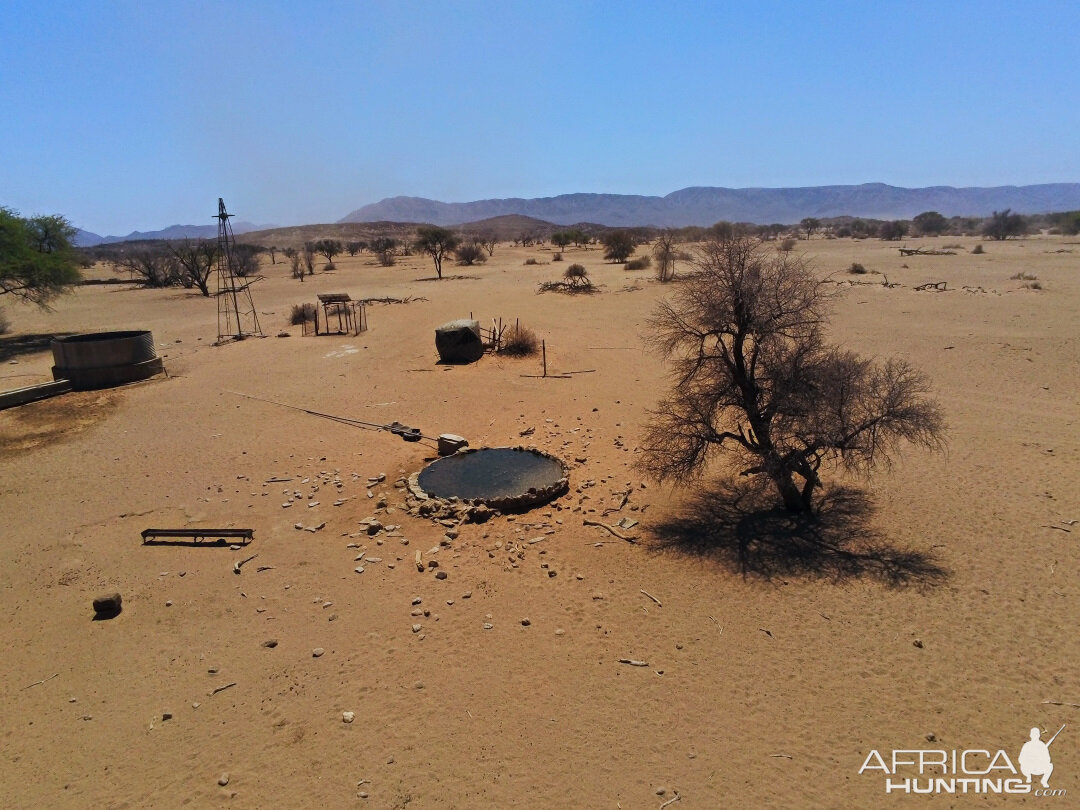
[168,238,218,296]
[653,230,678,282]
[639,236,946,513]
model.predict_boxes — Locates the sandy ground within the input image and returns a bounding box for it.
[1,236,1078,809]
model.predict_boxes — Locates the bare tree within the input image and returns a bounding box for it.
[302,245,315,276]
[640,237,945,513]
[478,234,498,257]
[231,244,262,277]
[370,237,397,266]
[266,245,278,264]
[168,238,218,296]
[290,251,304,281]
[652,230,678,282]
[112,246,178,288]
[878,220,909,241]
[602,230,635,263]
[982,209,1027,240]
[455,242,486,266]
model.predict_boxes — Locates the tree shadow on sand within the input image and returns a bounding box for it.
[649,480,948,588]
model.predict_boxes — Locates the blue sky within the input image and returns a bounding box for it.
[1,0,1077,235]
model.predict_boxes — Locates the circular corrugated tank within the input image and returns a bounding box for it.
[51,330,164,390]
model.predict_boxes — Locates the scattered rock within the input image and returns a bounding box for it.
[312,648,325,658]
[913,639,924,649]
[262,639,278,648]
[521,618,531,626]
[218,774,230,787]
[412,624,422,633]
[342,711,355,723]
[483,623,493,630]
[92,592,122,617]
[435,570,447,580]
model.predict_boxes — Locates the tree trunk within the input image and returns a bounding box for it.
[770,469,811,513]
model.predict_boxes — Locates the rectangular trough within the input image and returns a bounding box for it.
[0,379,72,411]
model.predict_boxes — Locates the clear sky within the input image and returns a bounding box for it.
[2,0,1077,235]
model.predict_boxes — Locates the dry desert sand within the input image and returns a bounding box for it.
[1,235,1078,808]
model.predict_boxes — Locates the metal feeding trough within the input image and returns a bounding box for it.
[51,330,164,390]
[412,447,569,512]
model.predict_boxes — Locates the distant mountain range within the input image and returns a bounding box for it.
[74,221,268,247]
[339,183,1080,228]
[74,183,1080,246]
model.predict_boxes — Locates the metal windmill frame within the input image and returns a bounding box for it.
[214,197,263,343]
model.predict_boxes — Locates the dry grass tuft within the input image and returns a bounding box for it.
[500,324,540,356]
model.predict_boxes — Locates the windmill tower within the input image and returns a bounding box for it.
[215,197,263,343]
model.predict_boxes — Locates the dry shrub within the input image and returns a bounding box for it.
[1010,272,1037,280]
[538,263,595,294]
[1023,281,1043,290]
[524,257,541,266]
[971,243,985,254]
[289,303,316,325]
[500,324,539,356]
[849,262,868,274]
[778,238,796,252]
[0,309,9,335]
[552,252,563,262]
[625,256,652,270]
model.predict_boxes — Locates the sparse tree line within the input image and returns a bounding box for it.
[83,240,263,295]
[8,204,1077,315]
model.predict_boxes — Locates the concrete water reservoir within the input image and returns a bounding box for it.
[414,447,569,511]
[51,330,164,390]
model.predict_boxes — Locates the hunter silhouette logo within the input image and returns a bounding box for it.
[1020,725,1064,788]
[859,724,1067,796]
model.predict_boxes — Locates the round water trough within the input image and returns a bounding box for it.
[51,330,164,390]
[414,447,568,511]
